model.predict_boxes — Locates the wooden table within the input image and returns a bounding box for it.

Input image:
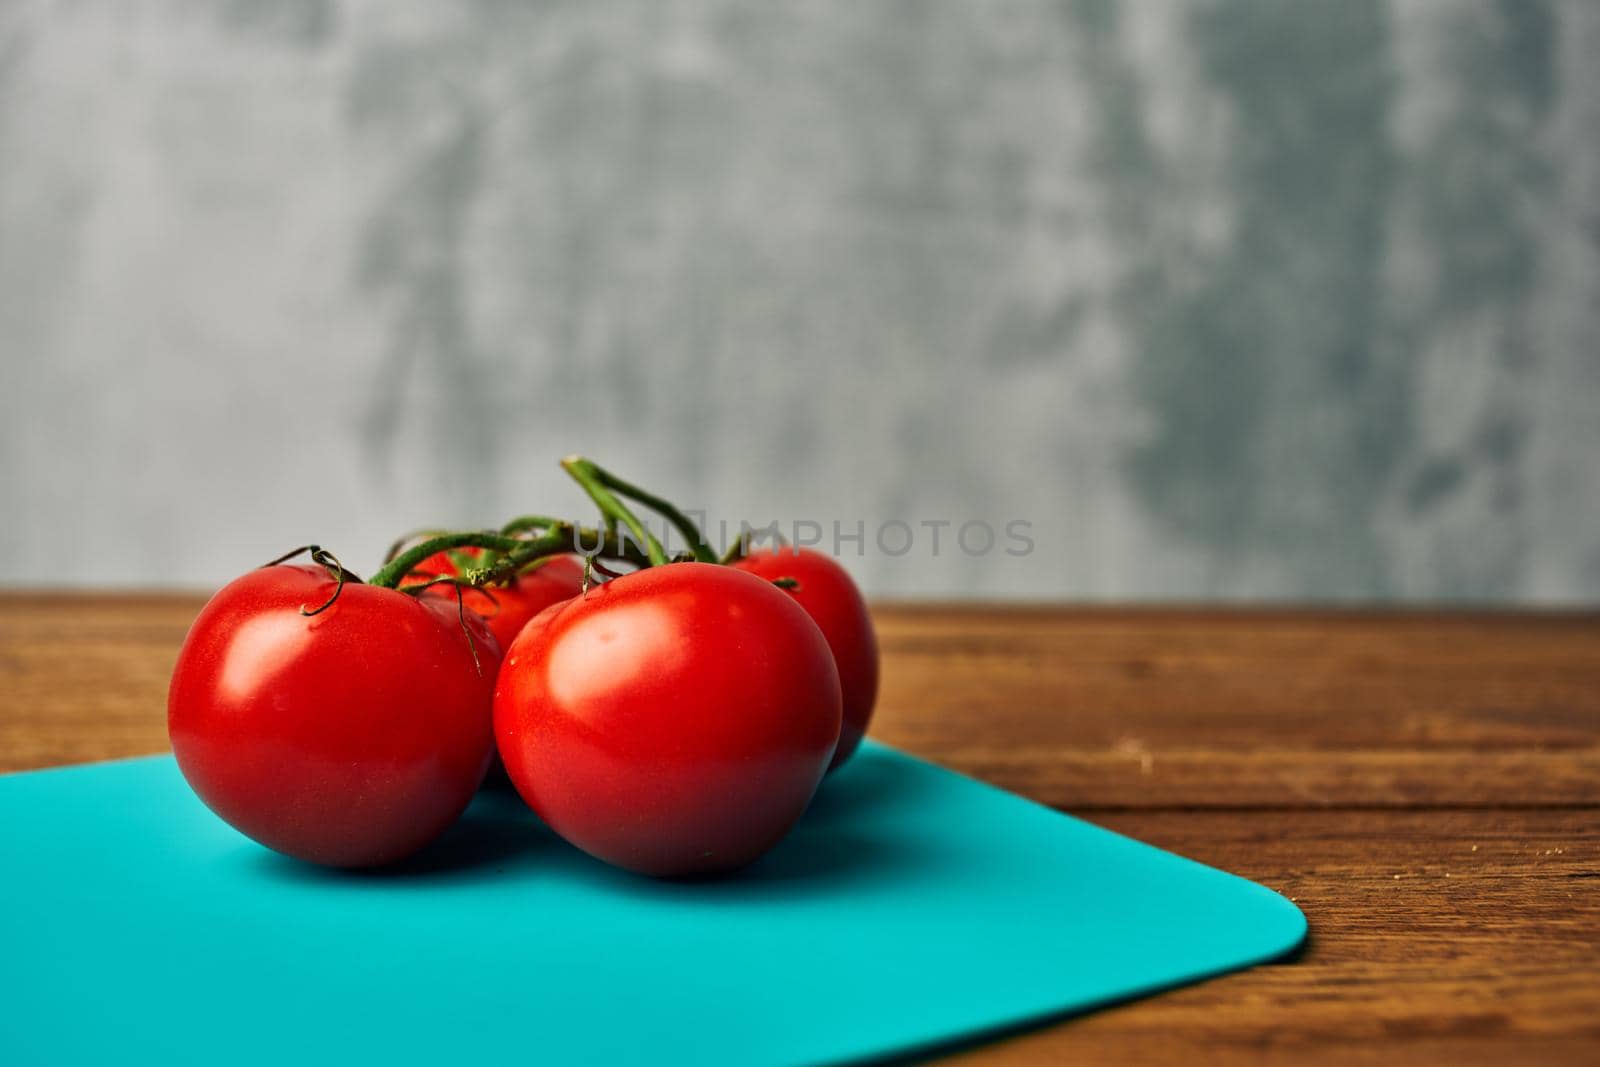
[2,595,1597,1064]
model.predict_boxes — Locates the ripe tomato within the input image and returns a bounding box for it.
[495,562,842,877]
[168,564,499,868]
[732,547,879,771]
[407,549,585,649]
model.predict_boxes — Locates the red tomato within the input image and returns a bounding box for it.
[732,547,879,771]
[407,550,585,649]
[494,562,842,877]
[168,564,499,868]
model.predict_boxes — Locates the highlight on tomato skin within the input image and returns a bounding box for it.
[167,563,499,869]
[493,562,844,879]
[731,546,880,771]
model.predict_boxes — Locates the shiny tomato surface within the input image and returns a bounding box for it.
[732,547,879,770]
[168,564,499,868]
[495,562,842,877]
[408,550,586,649]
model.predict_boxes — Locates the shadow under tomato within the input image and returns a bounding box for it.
[246,743,941,892]
[546,826,933,906]
[548,746,950,901]
[246,789,560,886]
[806,743,948,823]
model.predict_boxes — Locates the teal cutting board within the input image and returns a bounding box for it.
[0,743,1304,1065]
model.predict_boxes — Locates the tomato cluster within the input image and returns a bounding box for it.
[166,461,879,877]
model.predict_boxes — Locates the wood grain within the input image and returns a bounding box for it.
[1,594,1597,1064]
[870,606,1600,809]
[0,593,193,772]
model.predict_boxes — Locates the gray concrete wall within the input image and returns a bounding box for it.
[3,0,1597,600]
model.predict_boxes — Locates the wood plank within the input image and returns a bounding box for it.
[869,606,1600,809]
[0,593,195,771]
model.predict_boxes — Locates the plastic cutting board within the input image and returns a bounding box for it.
[0,742,1305,1065]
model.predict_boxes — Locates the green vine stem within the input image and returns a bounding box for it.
[382,528,492,578]
[382,529,452,565]
[500,514,567,537]
[561,455,717,563]
[368,525,647,590]
[560,457,670,566]
[370,531,529,589]
[373,457,761,593]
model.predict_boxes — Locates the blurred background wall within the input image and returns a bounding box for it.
[2,0,1597,601]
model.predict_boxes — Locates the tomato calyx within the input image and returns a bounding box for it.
[259,544,502,674]
[261,544,363,615]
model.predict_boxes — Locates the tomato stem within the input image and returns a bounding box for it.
[561,456,718,563]
[378,457,735,591]
[371,532,524,589]
[560,457,671,566]
[381,529,455,565]
[597,460,717,563]
[500,514,566,537]
[368,526,646,590]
